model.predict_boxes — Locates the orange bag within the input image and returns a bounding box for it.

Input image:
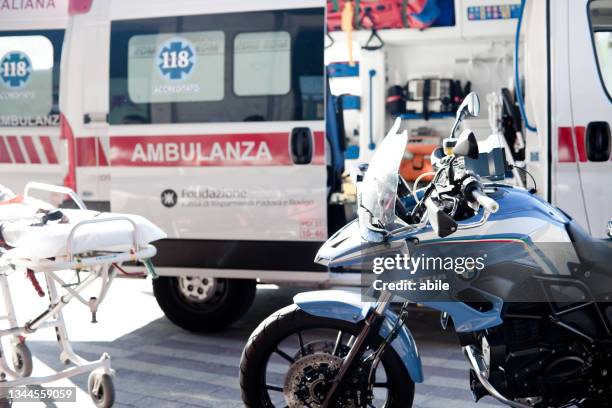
[400,135,440,182]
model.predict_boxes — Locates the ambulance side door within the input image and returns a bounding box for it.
[567,0,612,237]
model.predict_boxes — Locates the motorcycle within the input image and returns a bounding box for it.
[239,93,612,408]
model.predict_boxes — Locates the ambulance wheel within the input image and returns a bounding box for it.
[88,372,115,408]
[0,398,11,408]
[153,277,256,332]
[12,343,33,378]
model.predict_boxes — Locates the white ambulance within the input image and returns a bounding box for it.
[0,0,68,199]
[59,0,349,331]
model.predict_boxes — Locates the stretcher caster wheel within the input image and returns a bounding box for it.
[12,343,33,378]
[88,372,115,408]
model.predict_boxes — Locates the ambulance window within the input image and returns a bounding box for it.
[0,31,62,127]
[589,0,612,99]
[127,31,225,103]
[109,8,324,124]
[234,31,291,96]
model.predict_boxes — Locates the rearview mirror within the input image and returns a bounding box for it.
[425,198,458,238]
[458,92,480,118]
[450,92,480,139]
[453,129,479,159]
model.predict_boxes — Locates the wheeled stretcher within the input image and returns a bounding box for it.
[0,183,166,408]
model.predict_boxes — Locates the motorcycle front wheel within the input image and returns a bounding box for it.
[240,304,415,407]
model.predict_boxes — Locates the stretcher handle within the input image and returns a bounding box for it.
[24,182,87,210]
[67,216,139,262]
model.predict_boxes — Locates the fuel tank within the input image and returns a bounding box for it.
[316,185,572,270]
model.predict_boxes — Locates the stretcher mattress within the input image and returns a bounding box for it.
[1,207,166,260]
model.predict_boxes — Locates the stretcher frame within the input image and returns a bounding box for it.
[0,183,156,406]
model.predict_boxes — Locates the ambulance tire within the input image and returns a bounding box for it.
[153,277,256,332]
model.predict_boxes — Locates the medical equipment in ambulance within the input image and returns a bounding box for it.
[405,77,469,117]
[0,182,165,408]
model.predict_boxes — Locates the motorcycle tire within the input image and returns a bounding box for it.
[240,304,415,407]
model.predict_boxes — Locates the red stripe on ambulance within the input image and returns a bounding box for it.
[22,136,41,164]
[75,137,97,166]
[108,132,325,167]
[0,137,11,163]
[74,137,110,167]
[573,126,587,162]
[312,131,325,165]
[0,135,59,165]
[558,127,575,163]
[6,136,25,163]
[39,136,59,164]
[97,138,109,166]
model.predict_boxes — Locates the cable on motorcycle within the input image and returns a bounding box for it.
[508,164,537,193]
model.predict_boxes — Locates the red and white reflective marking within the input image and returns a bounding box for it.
[77,132,326,167]
[0,135,59,165]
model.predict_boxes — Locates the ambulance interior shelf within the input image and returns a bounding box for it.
[387,79,472,120]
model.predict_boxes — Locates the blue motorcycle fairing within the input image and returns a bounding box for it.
[482,186,569,224]
[294,290,424,384]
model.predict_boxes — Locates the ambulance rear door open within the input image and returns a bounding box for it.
[96,2,328,273]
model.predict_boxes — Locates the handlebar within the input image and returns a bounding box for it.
[472,189,499,213]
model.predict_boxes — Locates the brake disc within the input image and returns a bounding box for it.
[284,353,345,408]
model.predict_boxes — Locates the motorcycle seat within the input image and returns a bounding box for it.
[566,221,612,271]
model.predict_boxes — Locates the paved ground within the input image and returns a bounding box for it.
[1,275,503,407]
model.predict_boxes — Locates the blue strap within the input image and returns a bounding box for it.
[515,0,537,132]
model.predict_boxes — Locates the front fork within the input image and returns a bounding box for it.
[322,292,393,407]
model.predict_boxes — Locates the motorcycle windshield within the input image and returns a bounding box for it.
[360,119,407,228]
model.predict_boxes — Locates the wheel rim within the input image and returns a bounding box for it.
[172,277,229,312]
[177,276,218,302]
[260,328,396,407]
